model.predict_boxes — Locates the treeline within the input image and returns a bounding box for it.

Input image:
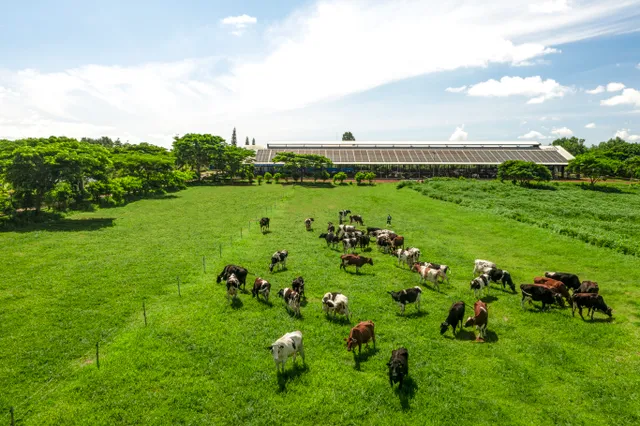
[0,134,255,220]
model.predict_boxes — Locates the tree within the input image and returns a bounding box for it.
[342,132,355,141]
[264,172,273,183]
[355,171,366,184]
[552,137,587,156]
[365,171,376,184]
[172,134,225,181]
[498,160,552,185]
[333,172,347,184]
[231,128,237,146]
[252,138,256,146]
[272,152,332,182]
[320,170,330,182]
[623,156,640,179]
[568,153,620,186]
[273,172,282,184]
[245,136,249,146]
[591,137,640,161]
[221,145,255,182]
[256,175,263,185]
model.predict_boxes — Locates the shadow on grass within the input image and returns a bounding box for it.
[280,182,335,188]
[300,298,309,308]
[257,298,273,307]
[579,316,614,323]
[276,363,309,391]
[230,297,244,309]
[395,376,418,411]
[399,310,427,318]
[578,183,626,194]
[481,295,499,303]
[270,267,288,274]
[455,330,477,341]
[341,269,374,276]
[325,314,351,325]
[1,217,116,233]
[353,346,379,370]
[261,230,272,235]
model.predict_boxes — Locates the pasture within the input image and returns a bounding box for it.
[1,183,639,425]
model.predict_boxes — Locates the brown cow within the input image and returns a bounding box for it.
[577,281,599,294]
[252,277,271,302]
[340,254,373,273]
[391,235,405,250]
[534,277,571,306]
[344,320,375,354]
[464,300,488,341]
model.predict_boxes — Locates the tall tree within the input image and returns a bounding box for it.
[551,137,587,156]
[231,128,237,146]
[245,136,249,146]
[342,132,355,141]
[567,153,621,186]
[252,138,256,145]
[172,134,225,181]
[222,145,255,182]
[272,152,332,182]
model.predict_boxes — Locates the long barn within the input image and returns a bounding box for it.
[254,141,574,179]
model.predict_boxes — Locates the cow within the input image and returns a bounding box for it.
[577,281,599,294]
[269,250,288,272]
[342,237,358,253]
[322,292,349,319]
[226,274,240,302]
[340,254,373,273]
[391,236,405,250]
[533,276,571,306]
[304,218,314,231]
[319,232,340,248]
[406,247,421,264]
[464,300,489,341]
[520,284,563,311]
[216,264,248,290]
[259,217,270,232]
[277,288,301,316]
[268,331,305,373]
[487,268,515,292]
[327,222,335,233]
[357,234,371,250]
[395,249,417,269]
[388,286,422,315]
[291,276,305,299]
[473,259,496,276]
[339,210,352,222]
[349,214,364,226]
[377,235,393,253]
[544,272,581,291]
[344,320,375,354]
[387,348,409,389]
[440,301,466,336]
[367,226,382,235]
[470,274,490,298]
[412,263,449,292]
[420,262,450,276]
[572,293,612,320]
[252,277,271,302]
[338,224,356,237]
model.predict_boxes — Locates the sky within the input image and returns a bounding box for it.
[1,0,639,148]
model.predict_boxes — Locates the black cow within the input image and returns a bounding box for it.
[319,232,340,248]
[440,301,465,335]
[269,250,288,272]
[259,217,270,232]
[577,281,599,294]
[367,226,381,235]
[487,268,515,292]
[387,348,409,389]
[572,293,612,320]
[216,264,248,290]
[358,234,371,250]
[388,286,422,315]
[545,272,581,291]
[327,222,336,233]
[291,276,305,299]
[520,284,563,311]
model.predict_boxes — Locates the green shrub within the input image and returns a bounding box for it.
[333,172,347,184]
[264,172,273,183]
[273,173,282,184]
[257,175,263,185]
[365,172,376,185]
[355,171,366,185]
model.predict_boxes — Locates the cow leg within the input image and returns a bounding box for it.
[399,303,405,315]
[572,302,577,316]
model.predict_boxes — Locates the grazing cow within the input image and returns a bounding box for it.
[377,235,393,253]
[322,292,349,319]
[572,293,613,320]
[259,217,270,232]
[342,237,358,253]
[357,234,371,250]
[487,268,515,292]
[327,222,336,233]
[406,247,421,264]
[304,218,314,231]
[226,274,240,302]
[277,288,301,316]
[344,320,375,354]
[349,214,364,225]
[470,274,490,298]
[577,280,599,294]
[216,264,248,290]
[412,263,449,292]
[367,226,382,235]
[464,300,489,341]
[340,254,373,273]
[387,348,409,389]
[533,276,571,306]
[269,331,305,373]
[440,301,466,335]
[269,250,288,272]
[396,249,417,269]
[391,235,405,250]
[473,259,496,276]
[339,210,352,221]
[388,286,422,315]
[520,284,563,311]
[544,272,581,291]
[252,277,271,302]
[291,276,305,299]
[319,232,340,248]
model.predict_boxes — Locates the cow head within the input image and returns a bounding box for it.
[603,306,613,317]
[319,233,327,238]
[269,343,286,360]
[439,322,450,335]
[344,337,358,352]
[387,291,399,302]
[277,289,285,298]
[464,316,476,327]
[365,257,374,266]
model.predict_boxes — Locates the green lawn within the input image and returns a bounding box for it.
[1,183,639,425]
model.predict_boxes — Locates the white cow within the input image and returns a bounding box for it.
[226,274,240,302]
[342,238,358,253]
[406,247,421,263]
[395,249,417,268]
[473,259,496,276]
[412,264,448,292]
[269,331,305,373]
[322,292,350,319]
[470,274,490,298]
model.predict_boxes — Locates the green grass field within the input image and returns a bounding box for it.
[1,183,639,425]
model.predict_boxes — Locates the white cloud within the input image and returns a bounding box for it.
[615,129,640,142]
[636,63,640,70]
[530,0,571,14]
[551,127,573,137]
[445,86,467,93]
[221,14,257,36]
[465,76,571,104]
[586,85,605,94]
[518,130,547,139]
[601,88,640,108]
[585,122,596,128]
[540,116,560,121]
[607,82,625,92]
[449,125,468,141]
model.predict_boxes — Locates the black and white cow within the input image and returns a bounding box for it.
[473,259,496,276]
[319,232,340,248]
[259,217,270,232]
[277,288,301,316]
[291,276,305,299]
[226,273,240,302]
[342,237,358,253]
[470,274,490,298]
[269,250,288,272]
[388,286,422,315]
[327,222,336,233]
[216,264,248,290]
[304,218,314,231]
[486,268,515,292]
[269,331,305,373]
[252,277,271,302]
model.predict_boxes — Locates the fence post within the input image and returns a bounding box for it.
[177,276,181,297]
[10,406,15,426]
[219,244,222,257]
[143,301,147,326]
[96,342,100,369]
[202,255,206,274]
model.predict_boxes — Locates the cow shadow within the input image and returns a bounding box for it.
[276,363,309,392]
[399,310,427,318]
[257,298,273,307]
[261,230,272,235]
[353,347,379,370]
[483,330,499,343]
[230,298,244,309]
[342,269,374,276]
[300,298,309,307]
[285,309,303,319]
[583,317,614,323]
[325,314,351,325]
[481,295,499,303]
[454,330,477,341]
[394,377,418,411]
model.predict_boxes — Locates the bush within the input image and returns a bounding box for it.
[333,172,347,184]
[355,171,366,185]
[396,180,414,189]
[273,173,282,184]
[365,172,376,185]
[498,160,552,185]
[264,172,273,183]
[320,170,330,182]
[46,182,75,211]
[257,175,263,185]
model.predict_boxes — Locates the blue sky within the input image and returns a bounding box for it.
[1,0,639,147]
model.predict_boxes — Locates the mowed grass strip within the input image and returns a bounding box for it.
[2,184,640,425]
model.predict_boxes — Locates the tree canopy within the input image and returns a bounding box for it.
[568,153,621,186]
[342,132,355,141]
[172,134,225,181]
[272,152,332,182]
[551,137,587,156]
[498,160,552,185]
